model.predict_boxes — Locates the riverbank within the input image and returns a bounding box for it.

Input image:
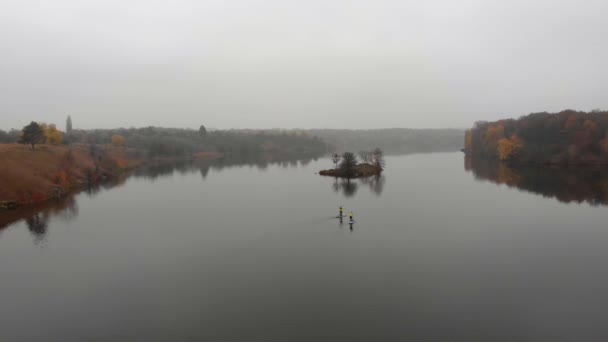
[0,144,221,209]
[319,163,382,178]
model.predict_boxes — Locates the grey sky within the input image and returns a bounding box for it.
[1,0,606,130]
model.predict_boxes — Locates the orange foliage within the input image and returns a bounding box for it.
[464,130,473,150]
[564,114,578,130]
[0,144,141,205]
[497,134,523,161]
[53,170,70,189]
[496,163,520,186]
[486,123,505,142]
[111,135,125,146]
[583,119,598,134]
[113,157,127,170]
[599,137,608,154]
[41,123,63,145]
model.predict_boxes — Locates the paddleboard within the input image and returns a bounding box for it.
[349,220,355,224]
[336,215,346,218]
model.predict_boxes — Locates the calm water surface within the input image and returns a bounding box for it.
[2,153,608,341]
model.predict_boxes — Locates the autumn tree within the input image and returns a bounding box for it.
[19,121,44,149]
[339,152,358,179]
[599,136,608,155]
[484,123,505,157]
[464,130,473,151]
[111,135,125,146]
[497,134,523,161]
[42,123,63,145]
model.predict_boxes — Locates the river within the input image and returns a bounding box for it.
[2,153,608,341]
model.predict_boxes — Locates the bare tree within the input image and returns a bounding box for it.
[358,151,369,163]
[331,153,341,169]
[372,147,385,170]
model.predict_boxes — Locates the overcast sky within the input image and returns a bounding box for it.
[1,0,606,130]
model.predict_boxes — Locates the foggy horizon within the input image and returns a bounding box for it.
[1,0,606,130]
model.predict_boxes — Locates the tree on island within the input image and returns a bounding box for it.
[372,147,385,170]
[340,152,358,179]
[331,153,341,169]
[19,121,44,149]
[358,151,370,163]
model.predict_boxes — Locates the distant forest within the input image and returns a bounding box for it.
[466,110,608,165]
[0,123,465,157]
[0,125,327,159]
[308,128,464,155]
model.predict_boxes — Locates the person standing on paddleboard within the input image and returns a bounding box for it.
[349,212,354,222]
[339,206,343,218]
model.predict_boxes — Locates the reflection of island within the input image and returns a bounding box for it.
[466,155,608,206]
[330,174,386,197]
[333,178,358,197]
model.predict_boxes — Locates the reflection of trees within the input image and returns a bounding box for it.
[331,177,358,197]
[0,195,81,245]
[55,196,79,222]
[360,175,386,195]
[25,213,49,245]
[341,181,358,197]
[0,195,80,241]
[199,164,210,179]
[467,156,608,206]
[332,175,387,197]
[190,153,317,178]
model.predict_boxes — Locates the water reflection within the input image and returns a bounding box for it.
[0,195,78,244]
[360,174,386,196]
[133,153,319,182]
[25,213,49,245]
[466,155,608,206]
[330,175,386,197]
[0,153,322,241]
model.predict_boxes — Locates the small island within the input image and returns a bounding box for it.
[319,148,385,178]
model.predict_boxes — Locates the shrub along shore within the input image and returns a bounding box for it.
[0,144,221,209]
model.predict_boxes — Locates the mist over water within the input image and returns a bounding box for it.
[2,153,608,341]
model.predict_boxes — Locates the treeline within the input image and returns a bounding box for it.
[465,109,608,165]
[0,129,21,143]
[2,123,328,158]
[309,128,464,155]
[3,121,468,158]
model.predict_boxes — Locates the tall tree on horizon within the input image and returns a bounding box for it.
[66,116,73,135]
[199,125,207,138]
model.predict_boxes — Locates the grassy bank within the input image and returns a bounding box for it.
[0,144,221,208]
[0,144,146,207]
